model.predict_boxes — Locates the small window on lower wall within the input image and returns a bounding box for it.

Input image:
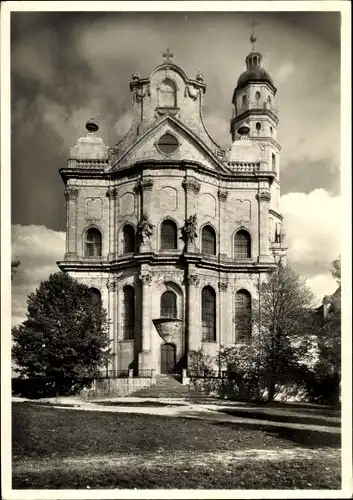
[234,289,252,342]
[89,287,102,313]
[201,286,216,342]
[122,286,135,340]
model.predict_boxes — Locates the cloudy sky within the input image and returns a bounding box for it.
[10,9,341,326]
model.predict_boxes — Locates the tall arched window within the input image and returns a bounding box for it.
[267,95,272,105]
[159,79,177,107]
[122,286,135,340]
[202,225,216,255]
[85,228,102,257]
[202,286,216,342]
[89,287,101,313]
[160,220,178,250]
[242,95,247,106]
[160,291,177,318]
[234,230,251,259]
[123,224,135,253]
[255,91,261,101]
[234,289,252,341]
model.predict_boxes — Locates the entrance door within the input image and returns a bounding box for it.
[161,343,176,374]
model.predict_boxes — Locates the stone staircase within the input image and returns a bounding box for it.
[130,375,203,399]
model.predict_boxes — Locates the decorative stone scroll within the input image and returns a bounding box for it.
[135,178,154,192]
[182,179,201,194]
[64,186,79,199]
[256,191,271,202]
[106,187,118,198]
[139,273,152,286]
[187,274,200,287]
[217,190,228,202]
[184,84,198,101]
[218,281,228,292]
[106,281,117,292]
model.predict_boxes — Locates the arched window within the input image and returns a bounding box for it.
[267,95,272,105]
[234,290,252,341]
[256,121,262,131]
[234,230,251,259]
[122,286,135,340]
[160,291,177,318]
[255,91,261,101]
[159,79,177,107]
[89,287,101,313]
[123,224,135,253]
[85,228,102,257]
[160,220,178,250]
[272,153,276,171]
[242,95,247,106]
[202,225,216,255]
[202,286,216,342]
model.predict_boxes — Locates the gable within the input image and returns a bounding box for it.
[109,117,225,173]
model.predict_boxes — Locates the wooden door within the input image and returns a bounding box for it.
[161,343,176,374]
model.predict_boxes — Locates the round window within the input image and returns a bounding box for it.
[158,133,179,155]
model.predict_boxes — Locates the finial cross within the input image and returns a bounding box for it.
[251,20,257,34]
[163,48,174,62]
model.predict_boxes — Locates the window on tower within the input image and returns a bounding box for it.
[85,228,102,257]
[234,289,252,341]
[256,122,262,132]
[202,225,216,255]
[159,79,177,107]
[160,291,177,318]
[201,286,216,342]
[122,286,135,340]
[267,95,272,105]
[255,91,261,101]
[242,95,247,107]
[160,220,178,250]
[272,153,276,171]
[234,230,251,259]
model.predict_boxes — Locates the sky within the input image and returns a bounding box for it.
[10,9,342,326]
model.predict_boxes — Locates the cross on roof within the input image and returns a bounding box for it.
[250,20,257,34]
[163,48,174,62]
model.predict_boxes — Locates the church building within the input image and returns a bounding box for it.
[57,36,287,376]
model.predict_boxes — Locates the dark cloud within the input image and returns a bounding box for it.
[10,11,341,232]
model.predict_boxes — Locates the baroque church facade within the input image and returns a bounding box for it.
[58,40,287,376]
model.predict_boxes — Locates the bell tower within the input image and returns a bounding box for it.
[230,26,281,178]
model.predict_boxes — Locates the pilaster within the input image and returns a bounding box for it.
[106,280,117,372]
[186,269,200,354]
[64,186,79,259]
[256,189,271,261]
[138,270,152,370]
[107,187,118,259]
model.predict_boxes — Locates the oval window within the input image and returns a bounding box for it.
[256,122,262,131]
[158,133,179,155]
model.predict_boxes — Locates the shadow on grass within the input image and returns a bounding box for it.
[210,420,341,448]
[217,408,341,427]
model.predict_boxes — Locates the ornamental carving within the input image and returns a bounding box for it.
[184,84,198,101]
[137,213,155,244]
[85,197,102,220]
[218,281,228,292]
[139,273,152,286]
[217,190,228,202]
[182,179,201,194]
[106,281,117,292]
[106,187,118,198]
[181,214,198,243]
[187,274,200,287]
[256,191,271,202]
[135,178,154,192]
[64,186,79,200]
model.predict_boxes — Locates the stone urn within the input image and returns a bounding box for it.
[153,318,182,343]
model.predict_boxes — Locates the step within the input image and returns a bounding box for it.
[130,375,203,399]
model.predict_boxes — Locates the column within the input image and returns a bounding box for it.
[218,281,228,348]
[107,187,117,259]
[136,178,154,252]
[217,189,228,258]
[182,177,200,252]
[106,280,117,374]
[256,189,271,261]
[64,186,79,259]
[138,271,152,371]
[186,271,200,353]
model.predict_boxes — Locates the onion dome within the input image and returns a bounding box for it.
[69,119,109,161]
[236,32,275,91]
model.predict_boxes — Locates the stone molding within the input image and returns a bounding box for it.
[182,179,201,194]
[64,186,79,199]
[139,273,152,286]
[135,178,154,192]
[256,190,271,202]
[187,274,200,287]
[217,189,228,202]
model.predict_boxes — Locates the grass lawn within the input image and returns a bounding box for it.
[12,402,341,490]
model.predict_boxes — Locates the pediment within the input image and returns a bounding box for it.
[109,116,226,173]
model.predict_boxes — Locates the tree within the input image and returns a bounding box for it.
[11,260,21,280]
[331,256,341,285]
[221,264,315,402]
[12,272,111,397]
